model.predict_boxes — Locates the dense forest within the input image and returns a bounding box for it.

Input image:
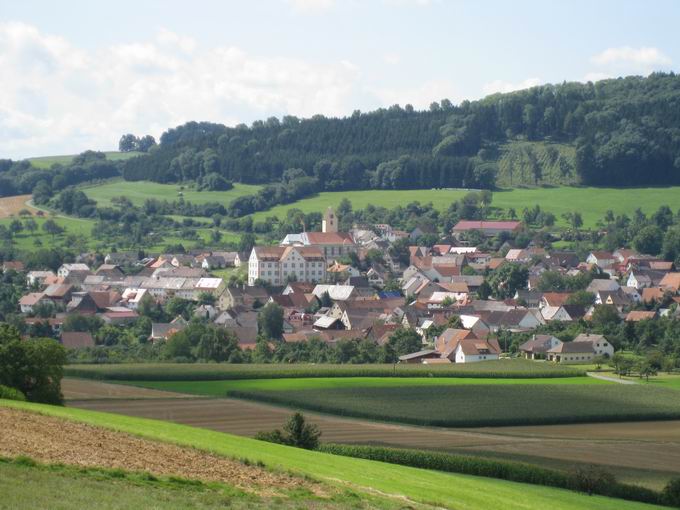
[2,73,680,202]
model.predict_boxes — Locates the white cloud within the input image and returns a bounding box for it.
[286,0,335,12]
[0,21,362,159]
[383,53,401,65]
[591,46,671,70]
[482,77,542,96]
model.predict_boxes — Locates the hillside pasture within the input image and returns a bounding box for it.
[248,186,680,228]
[64,359,585,381]
[0,215,98,250]
[27,151,142,169]
[1,399,665,510]
[228,384,680,428]
[82,180,262,208]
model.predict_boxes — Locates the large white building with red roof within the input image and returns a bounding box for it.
[248,246,326,286]
[280,207,357,259]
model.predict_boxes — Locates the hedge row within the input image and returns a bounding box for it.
[0,385,26,402]
[319,444,668,507]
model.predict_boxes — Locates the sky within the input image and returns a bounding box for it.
[1,0,678,159]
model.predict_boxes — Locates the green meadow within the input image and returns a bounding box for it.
[82,180,262,207]
[128,376,607,397]
[0,400,664,510]
[0,215,98,250]
[249,186,680,228]
[27,151,141,169]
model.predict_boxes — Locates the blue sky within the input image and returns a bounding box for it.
[1,0,678,159]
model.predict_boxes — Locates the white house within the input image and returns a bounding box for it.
[248,246,326,286]
[57,263,90,278]
[452,338,501,363]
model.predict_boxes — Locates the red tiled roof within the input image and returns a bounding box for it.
[452,220,521,231]
[305,232,355,245]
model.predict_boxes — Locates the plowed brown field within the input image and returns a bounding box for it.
[0,195,36,218]
[0,407,321,496]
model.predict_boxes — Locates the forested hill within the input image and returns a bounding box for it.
[2,73,680,202]
[119,73,680,190]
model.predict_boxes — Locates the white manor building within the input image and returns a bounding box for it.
[248,246,326,286]
[280,207,357,259]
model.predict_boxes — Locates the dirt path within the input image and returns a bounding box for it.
[0,407,320,496]
[587,372,638,384]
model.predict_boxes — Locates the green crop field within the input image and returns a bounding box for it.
[27,151,142,169]
[128,376,607,397]
[248,186,680,228]
[0,400,664,510]
[228,384,680,428]
[64,359,585,381]
[82,180,262,208]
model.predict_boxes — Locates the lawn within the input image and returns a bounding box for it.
[27,151,142,169]
[64,359,585,381]
[228,384,680,427]
[248,186,680,228]
[127,376,607,397]
[0,400,664,510]
[622,373,680,390]
[82,180,262,207]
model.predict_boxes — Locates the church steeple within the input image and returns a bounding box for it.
[322,206,338,233]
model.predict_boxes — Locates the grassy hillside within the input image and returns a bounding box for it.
[82,180,262,208]
[129,376,606,397]
[248,185,680,228]
[227,384,680,427]
[64,359,585,381]
[27,151,141,169]
[0,400,665,510]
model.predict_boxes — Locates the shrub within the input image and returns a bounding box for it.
[0,384,26,401]
[664,478,680,507]
[255,412,321,450]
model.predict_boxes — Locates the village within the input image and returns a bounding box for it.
[4,205,679,367]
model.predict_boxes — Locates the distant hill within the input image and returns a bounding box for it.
[27,151,141,169]
[121,73,680,189]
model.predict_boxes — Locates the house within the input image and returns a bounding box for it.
[586,279,620,293]
[625,310,656,322]
[280,220,357,260]
[398,349,441,364]
[548,333,613,363]
[366,267,386,288]
[311,284,357,302]
[626,269,667,289]
[642,287,667,304]
[19,292,47,313]
[541,304,585,322]
[586,251,616,269]
[60,331,95,349]
[57,263,91,278]
[505,249,531,263]
[26,270,56,287]
[519,334,562,359]
[659,272,680,293]
[201,255,227,270]
[514,289,543,307]
[594,289,631,311]
[435,328,478,358]
[219,286,270,310]
[481,308,544,332]
[101,310,139,325]
[43,283,73,304]
[150,317,187,342]
[451,220,522,238]
[95,264,124,279]
[248,246,326,286]
[2,260,25,272]
[540,292,572,309]
[120,288,148,310]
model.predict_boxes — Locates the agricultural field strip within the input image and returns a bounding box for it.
[223,384,680,428]
[65,392,680,491]
[63,359,585,380]
[1,399,665,510]
[123,376,609,397]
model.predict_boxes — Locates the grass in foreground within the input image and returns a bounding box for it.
[0,457,378,510]
[82,180,262,208]
[64,359,585,381]
[248,186,680,228]
[228,384,680,428]
[126,376,607,397]
[0,399,666,510]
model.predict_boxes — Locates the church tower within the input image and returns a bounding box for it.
[322,206,338,233]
